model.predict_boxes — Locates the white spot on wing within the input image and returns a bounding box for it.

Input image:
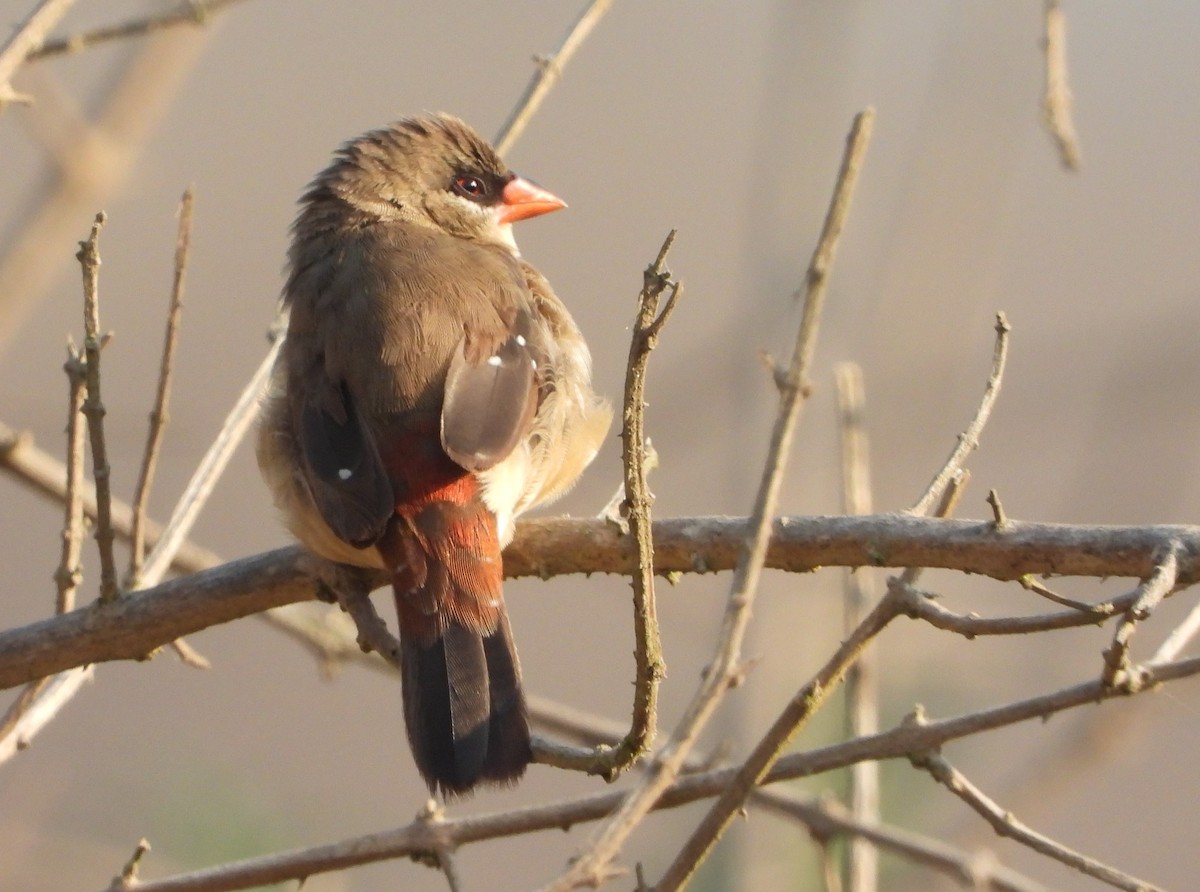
[515,334,527,346]
[338,468,352,480]
[487,355,502,367]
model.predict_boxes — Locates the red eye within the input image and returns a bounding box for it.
[453,175,488,199]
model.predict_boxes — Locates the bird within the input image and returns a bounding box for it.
[257,113,611,796]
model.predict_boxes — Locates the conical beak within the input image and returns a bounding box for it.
[497,176,567,224]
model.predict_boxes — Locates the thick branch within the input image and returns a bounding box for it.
[5,515,1200,690]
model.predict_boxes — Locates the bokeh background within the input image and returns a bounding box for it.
[2,2,1199,890]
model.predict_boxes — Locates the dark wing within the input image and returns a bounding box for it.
[441,306,539,472]
[292,373,393,547]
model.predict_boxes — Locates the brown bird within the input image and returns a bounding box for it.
[257,114,611,796]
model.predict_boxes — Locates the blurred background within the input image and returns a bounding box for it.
[2,2,1199,889]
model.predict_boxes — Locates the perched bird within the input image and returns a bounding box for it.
[257,114,611,796]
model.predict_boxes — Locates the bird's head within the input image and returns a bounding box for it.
[310,113,565,254]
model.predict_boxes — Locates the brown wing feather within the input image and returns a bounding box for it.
[441,307,538,471]
[291,374,393,547]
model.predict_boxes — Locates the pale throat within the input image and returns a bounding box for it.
[494,221,521,256]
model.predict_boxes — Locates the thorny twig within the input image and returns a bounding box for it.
[586,231,680,780]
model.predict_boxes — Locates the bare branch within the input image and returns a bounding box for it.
[75,212,120,603]
[493,0,615,155]
[0,25,215,352]
[547,108,874,892]
[129,188,193,585]
[25,0,251,62]
[1019,574,1114,615]
[1040,0,1082,170]
[95,655,1200,892]
[891,575,1140,637]
[590,232,679,780]
[910,312,1010,516]
[0,420,222,573]
[0,664,93,764]
[0,0,80,109]
[1101,544,1180,690]
[1149,593,1200,666]
[0,337,95,764]
[656,567,903,891]
[911,744,1159,891]
[8,515,1200,691]
[530,694,1045,891]
[109,838,151,891]
[137,335,283,585]
[55,341,88,614]
[834,362,878,892]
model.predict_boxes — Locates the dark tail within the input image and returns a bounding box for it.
[398,607,531,796]
[380,504,531,797]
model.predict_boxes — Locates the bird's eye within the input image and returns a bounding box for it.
[452,175,488,199]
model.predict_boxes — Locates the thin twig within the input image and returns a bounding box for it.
[137,335,283,585]
[545,108,874,892]
[0,0,80,108]
[1101,544,1180,690]
[0,420,223,574]
[25,0,250,61]
[660,405,973,891]
[890,576,1147,638]
[909,313,1010,516]
[55,340,88,614]
[911,745,1159,891]
[530,694,1044,892]
[110,838,151,891]
[1040,0,1082,170]
[0,665,93,764]
[0,23,214,353]
[0,338,95,764]
[986,488,1009,529]
[657,570,903,892]
[100,654,1200,892]
[1148,594,1200,666]
[648,108,875,892]
[129,187,193,585]
[493,0,615,155]
[1019,574,1113,615]
[76,212,120,603]
[536,236,680,780]
[592,232,679,779]
[834,362,878,892]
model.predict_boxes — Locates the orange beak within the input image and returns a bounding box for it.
[497,176,567,224]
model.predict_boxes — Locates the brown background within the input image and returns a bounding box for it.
[2,2,1199,890]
